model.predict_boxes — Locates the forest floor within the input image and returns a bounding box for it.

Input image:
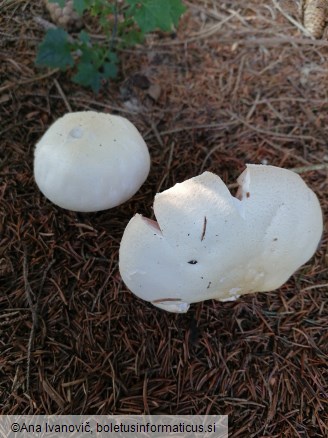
[0,1,327,436]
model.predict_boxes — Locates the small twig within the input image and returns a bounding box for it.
[109,0,119,52]
[153,35,328,48]
[33,16,57,31]
[26,326,35,392]
[33,16,75,43]
[23,248,36,325]
[23,246,56,391]
[53,78,72,112]
[156,141,176,195]
[232,55,245,98]
[145,121,238,141]
[0,69,59,93]
[23,246,36,392]
[228,110,326,144]
[272,0,314,38]
[290,163,328,174]
[301,283,328,291]
[39,258,56,294]
[149,120,164,147]
[0,314,28,326]
[199,144,224,173]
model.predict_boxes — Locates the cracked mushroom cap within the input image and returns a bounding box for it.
[34,111,150,212]
[119,165,323,313]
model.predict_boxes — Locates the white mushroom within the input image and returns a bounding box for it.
[119,164,323,313]
[34,111,150,212]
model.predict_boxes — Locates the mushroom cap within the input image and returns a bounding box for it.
[34,111,150,212]
[119,164,323,313]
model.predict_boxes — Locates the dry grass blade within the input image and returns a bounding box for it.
[272,0,314,37]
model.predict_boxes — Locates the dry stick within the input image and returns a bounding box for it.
[272,0,313,38]
[152,34,328,48]
[0,69,59,93]
[156,141,176,196]
[232,55,246,98]
[200,144,226,174]
[302,282,328,291]
[33,16,75,43]
[144,121,239,141]
[34,16,82,55]
[33,16,57,31]
[290,163,328,173]
[53,79,73,112]
[149,121,164,147]
[23,246,56,391]
[0,314,28,326]
[227,110,325,144]
[264,138,312,166]
[23,246,36,392]
[0,311,24,320]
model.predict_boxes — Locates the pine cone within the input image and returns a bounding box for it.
[303,0,327,38]
[44,0,83,29]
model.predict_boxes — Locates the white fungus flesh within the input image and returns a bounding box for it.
[34,111,150,212]
[119,164,323,313]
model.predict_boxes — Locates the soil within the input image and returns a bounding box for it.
[1,1,327,436]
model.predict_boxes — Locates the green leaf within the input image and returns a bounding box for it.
[49,0,65,7]
[36,28,74,70]
[107,51,118,64]
[103,62,118,79]
[122,29,144,47]
[79,43,104,69]
[89,0,111,16]
[126,0,186,33]
[73,62,103,92]
[78,30,90,45]
[73,0,91,15]
[73,50,118,92]
[35,0,186,92]
[103,53,118,78]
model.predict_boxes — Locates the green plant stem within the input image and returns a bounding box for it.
[110,0,119,52]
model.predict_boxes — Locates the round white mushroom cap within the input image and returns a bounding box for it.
[34,111,150,212]
[119,164,323,313]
